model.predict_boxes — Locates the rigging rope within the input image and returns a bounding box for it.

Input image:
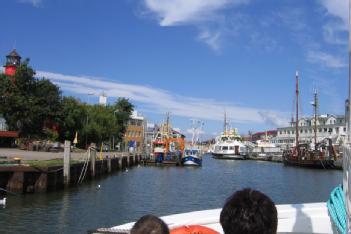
[327,185,347,234]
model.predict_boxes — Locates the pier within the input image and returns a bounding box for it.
[0,145,141,194]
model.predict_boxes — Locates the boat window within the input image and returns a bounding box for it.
[230,146,234,150]
[222,146,228,150]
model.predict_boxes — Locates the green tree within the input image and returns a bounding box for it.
[0,61,62,138]
[83,98,133,148]
[111,98,134,143]
[58,96,87,145]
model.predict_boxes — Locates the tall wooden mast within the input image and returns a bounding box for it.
[312,90,318,150]
[295,71,299,150]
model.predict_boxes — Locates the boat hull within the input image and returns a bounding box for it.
[283,158,335,169]
[182,156,202,166]
[212,153,245,160]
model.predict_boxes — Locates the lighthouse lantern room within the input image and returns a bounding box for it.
[3,49,21,76]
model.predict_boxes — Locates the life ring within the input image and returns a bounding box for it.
[170,225,219,234]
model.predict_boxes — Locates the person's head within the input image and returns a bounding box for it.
[131,214,169,234]
[220,188,277,234]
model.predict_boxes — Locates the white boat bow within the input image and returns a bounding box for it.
[112,202,333,233]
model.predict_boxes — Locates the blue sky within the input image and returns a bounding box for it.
[0,0,348,139]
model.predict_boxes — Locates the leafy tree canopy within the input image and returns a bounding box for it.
[0,61,62,138]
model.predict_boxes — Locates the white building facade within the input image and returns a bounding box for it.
[0,117,7,131]
[273,114,346,147]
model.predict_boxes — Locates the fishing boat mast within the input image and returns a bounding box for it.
[295,71,299,155]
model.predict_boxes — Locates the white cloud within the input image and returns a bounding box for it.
[320,0,348,29]
[18,0,42,7]
[307,50,347,68]
[36,70,288,127]
[319,0,348,46]
[144,0,243,26]
[198,29,222,51]
[142,0,249,50]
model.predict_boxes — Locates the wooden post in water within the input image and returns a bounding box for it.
[107,156,112,173]
[90,143,96,178]
[63,140,71,187]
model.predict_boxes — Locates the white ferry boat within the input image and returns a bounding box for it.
[212,128,247,160]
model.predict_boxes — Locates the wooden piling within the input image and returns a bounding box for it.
[63,140,71,187]
[107,157,111,173]
[34,173,48,193]
[90,143,96,178]
[7,172,24,193]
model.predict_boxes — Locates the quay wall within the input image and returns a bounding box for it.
[0,154,141,194]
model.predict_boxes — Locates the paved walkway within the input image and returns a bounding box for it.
[0,148,129,161]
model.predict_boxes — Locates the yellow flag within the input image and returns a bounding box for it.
[73,131,78,144]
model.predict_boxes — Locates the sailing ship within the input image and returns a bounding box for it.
[151,113,185,165]
[182,119,203,166]
[282,71,337,169]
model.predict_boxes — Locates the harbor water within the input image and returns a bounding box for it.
[0,155,342,233]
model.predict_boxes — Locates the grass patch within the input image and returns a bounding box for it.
[26,159,80,168]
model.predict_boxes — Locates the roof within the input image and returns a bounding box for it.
[6,49,21,58]
[0,131,18,138]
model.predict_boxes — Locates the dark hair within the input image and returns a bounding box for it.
[220,188,277,234]
[131,214,169,234]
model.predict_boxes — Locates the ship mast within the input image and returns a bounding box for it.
[314,91,318,150]
[295,71,299,151]
[224,112,227,135]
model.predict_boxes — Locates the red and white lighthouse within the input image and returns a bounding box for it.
[3,49,21,76]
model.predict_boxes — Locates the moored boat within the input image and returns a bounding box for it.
[182,148,202,166]
[182,119,203,166]
[151,113,185,165]
[283,71,338,169]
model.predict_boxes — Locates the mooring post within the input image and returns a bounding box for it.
[127,153,130,167]
[118,155,122,170]
[63,140,71,187]
[90,143,96,178]
[107,156,112,173]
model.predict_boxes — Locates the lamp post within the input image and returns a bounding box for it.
[85,93,95,148]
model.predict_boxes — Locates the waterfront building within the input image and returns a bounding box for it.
[123,110,145,153]
[99,93,107,106]
[272,114,346,147]
[250,130,277,142]
[0,117,7,131]
[144,123,158,155]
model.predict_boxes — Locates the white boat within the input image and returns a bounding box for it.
[108,202,334,233]
[182,148,202,166]
[0,197,6,206]
[212,113,247,160]
[212,129,247,160]
[182,119,203,166]
[251,139,282,159]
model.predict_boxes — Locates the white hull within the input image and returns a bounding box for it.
[111,202,333,233]
[212,153,245,160]
[183,160,200,166]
